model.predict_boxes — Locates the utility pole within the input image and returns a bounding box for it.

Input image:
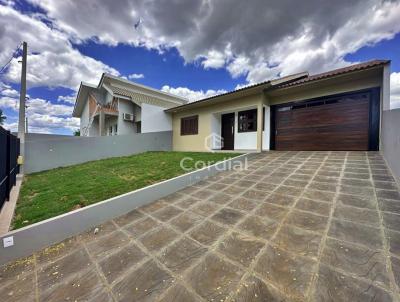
[18,41,27,174]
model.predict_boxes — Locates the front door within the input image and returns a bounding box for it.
[221,113,235,150]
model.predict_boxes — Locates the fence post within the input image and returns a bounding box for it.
[5,130,11,201]
[17,138,20,174]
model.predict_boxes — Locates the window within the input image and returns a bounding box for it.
[238,109,257,132]
[181,115,198,135]
[136,121,141,133]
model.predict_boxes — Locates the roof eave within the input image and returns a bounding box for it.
[102,73,188,104]
[271,60,390,90]
[165,82,271,113]
[164,71,309,113]
[72,82,97,117]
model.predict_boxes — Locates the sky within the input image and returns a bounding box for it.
[0,0,400,135]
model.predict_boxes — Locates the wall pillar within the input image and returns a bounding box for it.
[99,111,105,136]
[382,63,391,111]
[256,101,263,152]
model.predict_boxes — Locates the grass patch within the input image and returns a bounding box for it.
[13,151,241,229]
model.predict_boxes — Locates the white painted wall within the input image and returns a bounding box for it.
[81,104,98,137]
[210,107,265,150]
[383,64,391,111]
[134,103,142,122]
[210,113,222,149]
[105,116,118,136]
[263,105,270,150]
[117,99,136,135]
[80,100,89,136]
[141,103,172,133]
[233,111,257,150]
[89,119,99,136]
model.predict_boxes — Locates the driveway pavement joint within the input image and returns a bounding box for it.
[1,151,400,301]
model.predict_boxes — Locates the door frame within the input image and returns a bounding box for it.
[221,112,235,150]
[269,87,381,151]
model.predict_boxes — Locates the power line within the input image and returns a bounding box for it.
[0,42,23,75]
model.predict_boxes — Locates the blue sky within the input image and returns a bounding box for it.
[1,0,400,134]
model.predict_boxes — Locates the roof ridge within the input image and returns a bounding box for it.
[165,59,389,113]
[275,59,390,89]
[308,59,389,78]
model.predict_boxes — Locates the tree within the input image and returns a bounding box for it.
[73,129,80,136]
[0,109,6,126]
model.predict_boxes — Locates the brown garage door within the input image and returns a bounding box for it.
[274,92,372,151]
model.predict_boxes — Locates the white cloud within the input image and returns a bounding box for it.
[0,96,73,116]
[128,73,145,80]
[0,4,119,89]
[5,50,119,90]
[26,98,73,116]
[0,94,79,133]
[2,121,18,133]
[57,94,76,104]
[200,49,229,69]
[1,0,400,133]
[26,114,79,132]
[227,56,250,78]
[0,95,18,110]
[161,85,227,102]
[391,72,400,109]
[25,0,400,86]
[3,115,79,133]
[0,82,19,97]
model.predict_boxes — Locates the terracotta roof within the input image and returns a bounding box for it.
[165,72,308,113]
[110,86,179,108]
[165,80,271,113]
[274,59,390,89]
[165,60,389,113]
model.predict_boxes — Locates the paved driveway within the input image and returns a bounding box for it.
[1,151,400,301]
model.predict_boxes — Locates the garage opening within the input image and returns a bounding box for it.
[271,88,380,151]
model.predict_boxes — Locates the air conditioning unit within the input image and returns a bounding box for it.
[123,113,135,122]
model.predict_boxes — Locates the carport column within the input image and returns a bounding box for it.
[99,111,105,136]
[382,63,391,111]
[256,101,263,152]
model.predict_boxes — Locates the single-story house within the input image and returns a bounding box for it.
[166,60,391,152]
[72,74,187,136]
[73,59,390,152]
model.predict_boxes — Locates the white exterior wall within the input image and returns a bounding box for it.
[135,104,142,122]
[233,111,257,150]
[141,103,172,133]
[80,101,90,136]
[81,102,98,137]
[211,113,222,149]
[382,64,391,111]
[105,116,118,135]
[89,119,99,136]
[117,99,136,135]
[208,106,267,151]
[263,105,270,150]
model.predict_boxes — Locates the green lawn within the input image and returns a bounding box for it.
[12,151,241,229]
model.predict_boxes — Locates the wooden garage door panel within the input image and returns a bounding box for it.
[275,93,370,151]
[277,99,369,128]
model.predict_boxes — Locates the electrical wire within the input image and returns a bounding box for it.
[0,42,23,75]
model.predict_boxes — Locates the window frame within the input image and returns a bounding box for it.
[238,109,257,133]
[263,107,265,131]
[180,115,199,136]
[136,121,141,134]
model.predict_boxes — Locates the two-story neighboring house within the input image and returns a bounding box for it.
[72,74,187,136]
